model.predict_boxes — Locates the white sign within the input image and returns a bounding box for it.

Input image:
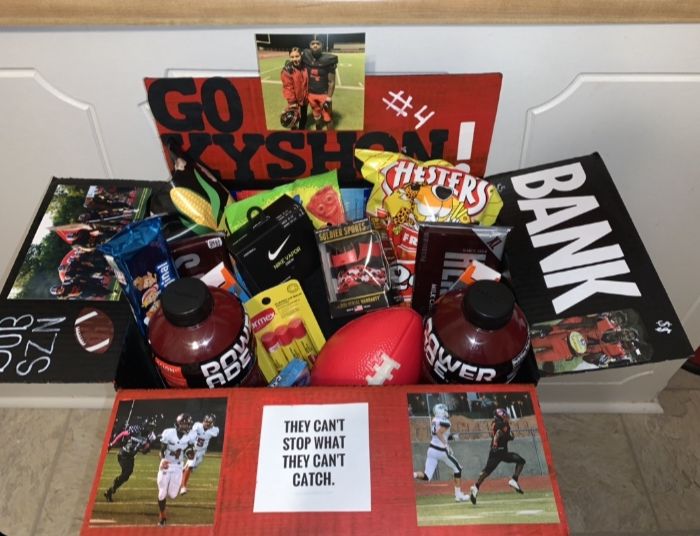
[253,403,371,512]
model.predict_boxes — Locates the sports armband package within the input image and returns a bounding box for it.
[98,216,178,336]
[224,170,345,233]
[316,219,396,318]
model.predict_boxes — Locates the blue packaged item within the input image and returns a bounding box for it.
[340,187,371,221]
[98,216,178,336]
[268,358,311,387]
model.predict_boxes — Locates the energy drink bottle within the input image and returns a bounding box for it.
[149,277,265,388]
[423,280,530,384]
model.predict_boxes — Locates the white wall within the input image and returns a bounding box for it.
[1,24,698,347]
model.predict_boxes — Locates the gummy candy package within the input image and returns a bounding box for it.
[224,170,345,233]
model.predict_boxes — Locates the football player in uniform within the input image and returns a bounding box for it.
[156,413,196,526]
[302,38,338,131]
[103,416,157,502]
[469,408,526,505]
[280,47,309,130]
[413,403,470,502]
[179,413,220,495]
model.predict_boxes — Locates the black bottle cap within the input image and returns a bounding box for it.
[462,280,515,330]
[161,277,213,327]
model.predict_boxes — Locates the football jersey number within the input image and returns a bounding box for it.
[197,437,205,448]
[170,448,182,458]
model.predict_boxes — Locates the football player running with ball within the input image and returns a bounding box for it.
[413,403,470,502]
[469,408,526,505]
[179,413,220,495]
[156,413,197,526]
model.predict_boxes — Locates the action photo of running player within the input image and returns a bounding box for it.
[407,391,561,527]
[469,407,526,504]
[88,397,227,529]
[180,413,220,495]
[412,403,470,502]
[254,32,366,131]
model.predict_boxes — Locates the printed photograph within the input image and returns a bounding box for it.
[531,309,653,374]
[254,32,366,131]
[408,391,561,527]
[7,184,150,301]
[89,397,227,528]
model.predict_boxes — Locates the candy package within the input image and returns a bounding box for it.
[155,144,234,236]
[98,216,178,336]
[224,171,346,233]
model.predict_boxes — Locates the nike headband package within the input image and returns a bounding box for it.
[315,218,398,318]
[225,195,320,295]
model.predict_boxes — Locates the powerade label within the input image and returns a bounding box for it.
[153,313,255,388]
[423,317,529,384]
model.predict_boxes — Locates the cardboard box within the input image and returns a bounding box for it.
[0,178,164,406]
[488,153,693,378]
[81,385,568,535]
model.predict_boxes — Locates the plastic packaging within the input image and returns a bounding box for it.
[423,280,530,384]
[148,277,265,388]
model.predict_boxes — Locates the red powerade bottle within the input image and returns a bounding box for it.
[423,280,530,384]
[149,277,266,388]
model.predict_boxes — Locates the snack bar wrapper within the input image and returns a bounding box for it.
[356,148,503,303]
[98,216,178,336]
[165,144,234,235]
[224,170,346,233]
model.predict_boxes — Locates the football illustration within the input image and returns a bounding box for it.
[311,307,423,386]
[74,307,115,354]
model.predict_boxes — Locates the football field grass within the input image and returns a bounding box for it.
[257,52,365,130]
[89,452,222,527]
[417,490,561,526]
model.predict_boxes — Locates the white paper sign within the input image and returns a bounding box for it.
[253,402,371,512]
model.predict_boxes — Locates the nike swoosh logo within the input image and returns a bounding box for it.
[268,235,291,261]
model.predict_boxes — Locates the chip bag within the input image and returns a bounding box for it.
[224,170,345,233]
[356,148,503,227]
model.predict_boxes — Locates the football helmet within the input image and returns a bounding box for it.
[176,413,193,433]
[203,413,216,429]
[433,403,449,419]
[495,408,508,420]
[280,107,301,129]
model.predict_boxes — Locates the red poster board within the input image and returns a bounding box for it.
[81,385,568,535]
[145,74,502,184]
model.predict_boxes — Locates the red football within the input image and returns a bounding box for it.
[311,307,424,386]
[74,307,115,354]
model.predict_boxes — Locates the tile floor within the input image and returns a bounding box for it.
[1,369,699,536]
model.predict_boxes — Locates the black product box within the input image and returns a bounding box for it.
[0,178,164,398]
[225,195,319,295]
[487,153,693,375]
[411,223,510,317]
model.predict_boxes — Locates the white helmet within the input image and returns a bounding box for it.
[433,403,449,419]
